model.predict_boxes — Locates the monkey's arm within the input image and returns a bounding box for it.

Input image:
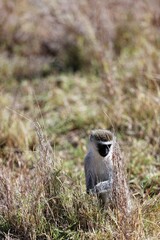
[95,180,112,194]
[86,172,96,194]
[84,153,96,194]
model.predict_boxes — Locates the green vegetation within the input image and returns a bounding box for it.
[0,0,160,239]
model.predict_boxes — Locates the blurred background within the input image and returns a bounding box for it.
[0,0,160,78]
[0,0,160,238]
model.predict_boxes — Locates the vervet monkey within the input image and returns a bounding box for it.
[84,129,130,213]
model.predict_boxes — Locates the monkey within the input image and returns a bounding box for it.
[84,129,131,213]
[84,130,114,205]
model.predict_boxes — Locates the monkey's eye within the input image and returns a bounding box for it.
[97,143,111,157]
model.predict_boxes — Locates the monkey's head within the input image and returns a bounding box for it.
[89,130,114,157]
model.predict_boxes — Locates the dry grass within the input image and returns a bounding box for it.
[0,72,159,239]
[0,0,160,239]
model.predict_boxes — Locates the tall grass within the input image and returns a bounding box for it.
[0,120,145,239]
[0,118,159,239]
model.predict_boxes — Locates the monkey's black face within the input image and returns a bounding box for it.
[97,142,111,157]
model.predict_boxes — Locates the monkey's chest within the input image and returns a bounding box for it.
[94,159,111,182]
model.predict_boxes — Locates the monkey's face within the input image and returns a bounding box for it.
[89,129,113,158]
[96,141,112,157]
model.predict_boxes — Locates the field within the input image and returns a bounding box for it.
[0,0,160,239]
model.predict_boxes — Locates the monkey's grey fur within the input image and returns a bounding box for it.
[84,129,131,213]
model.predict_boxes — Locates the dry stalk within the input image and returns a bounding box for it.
[112,139,131,216]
